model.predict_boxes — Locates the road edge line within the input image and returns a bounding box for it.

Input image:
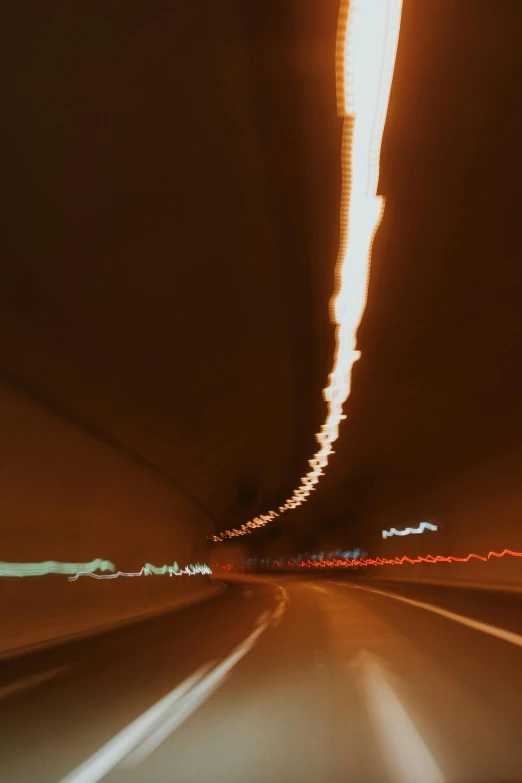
[351,584,522,649]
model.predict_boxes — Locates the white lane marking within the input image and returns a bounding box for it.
[352,584,522,649]
[357,649,443,783]
[311,585,328,594]
[270,584,289,623]
[0,665,70,700]
[59,623,270,782]
[256,610,271,626]
[243,589,253,598]
[272,598,287,619]
[58,665,212,783]
[277,584,289,604]
[123,622,268,767]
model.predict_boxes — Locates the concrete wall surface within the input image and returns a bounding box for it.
[0,381,218,657]
[363,449,522,590]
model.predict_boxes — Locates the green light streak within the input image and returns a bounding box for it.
[144,562,211,576]
[144,562,177,575]
[0,558,115,578]
[1,559,212,579]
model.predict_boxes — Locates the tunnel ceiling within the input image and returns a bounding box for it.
[0,1,339,532]
[1,1,522,545]
[276,0,522,550]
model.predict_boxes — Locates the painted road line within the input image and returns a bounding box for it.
[277,584,289,604]
[352,584,522,649]
[357,649,443,783]
[59,620,274,782]
[123,622,269,767]
[271,598,288,620]
[58,665,212,783]
[0,665,70,700]
[270,584,289,624]
[256,610,271,626]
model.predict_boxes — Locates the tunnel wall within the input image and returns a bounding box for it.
[364,449,522,590]
[0,381,219,658]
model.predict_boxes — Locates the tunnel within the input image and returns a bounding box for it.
[1,1,522,781]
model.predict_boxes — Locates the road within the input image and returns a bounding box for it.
[1,575,522,783]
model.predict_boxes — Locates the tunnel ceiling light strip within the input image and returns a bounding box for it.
[68,562,212,581]
[382,522,438,539]
[0,558,115,578]
[212,0,403,541]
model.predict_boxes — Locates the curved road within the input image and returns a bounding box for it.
[1,576,522,782]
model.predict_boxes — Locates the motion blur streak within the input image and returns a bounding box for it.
[0,558,115,578]
[57,667,211,783]
[143,562,212,576]
[358,650,444,783]
[58,621,274,782]
[213,0,403,541]
[287,548,522,569]
[382,522,438,539]
[68,568,146,582]
[353,584,522,650]
[68,563,212,581]
[122,624,269,768]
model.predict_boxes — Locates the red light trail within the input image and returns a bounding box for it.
[211,549,522,572]
[290,549,522,568]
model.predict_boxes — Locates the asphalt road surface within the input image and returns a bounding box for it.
[1,575,522,783]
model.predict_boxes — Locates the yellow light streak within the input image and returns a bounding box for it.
[213,0,403,541]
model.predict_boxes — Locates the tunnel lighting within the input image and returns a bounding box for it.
[0,560,211,580]
[212,549,522,571]
[68,563,212,581]
[288,548,522,569]
[144,562,212,576]
[212,0,403,541]
[382,522,438,539]
[0,558,115,578]
[69,567,146,581]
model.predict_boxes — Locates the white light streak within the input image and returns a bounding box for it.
[68,568,146,582]
[382,522,438,540]
[213,0,403,541]
[68,563,212,582]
